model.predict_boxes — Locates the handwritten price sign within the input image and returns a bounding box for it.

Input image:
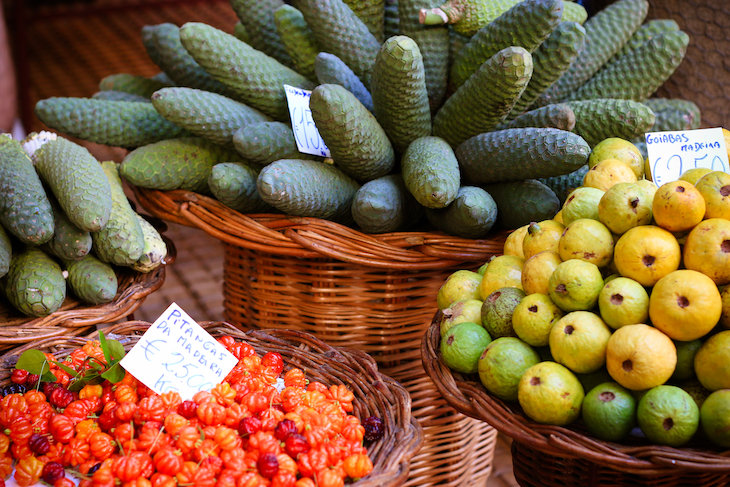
[284,84,331,158]
[646,128,730,187]
[120,303,237,400]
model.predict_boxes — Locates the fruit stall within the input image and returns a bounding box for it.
[0,0,729,486]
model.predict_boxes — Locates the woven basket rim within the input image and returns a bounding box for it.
[421,311,730,476]
[130,186,508,269]
[0,219,176,343]
[0,321,424,487]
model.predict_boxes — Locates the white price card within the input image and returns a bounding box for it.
[646,127,730,187]
[284,84,331,158]
[120,303,238,400]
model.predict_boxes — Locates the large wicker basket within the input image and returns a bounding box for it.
[0,219,175,351]
[422,313,730,486]
[0,321,424,487]
[132,186,505,487]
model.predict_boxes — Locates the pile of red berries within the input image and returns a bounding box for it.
[0,336,381,487]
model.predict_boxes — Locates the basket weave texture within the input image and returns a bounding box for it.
[131,187,505,487]
[0,228,175,351]
[646,0,730,128]
[422,313,730,484]
[0,321,424,487]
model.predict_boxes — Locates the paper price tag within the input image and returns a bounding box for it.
[284,84,331,158]
[646,128,730,187]
[120,303,237,400]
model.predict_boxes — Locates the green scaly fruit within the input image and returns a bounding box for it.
[401,136,460,209]
[34,98,188,148]
[2,247,66,317]
[179,22,314,121]
[399,0,450,112]
[449,27,471,60]
[535,0,649,105]
[496,103,576,132]
[425,186,498,238]
[484,179,560,229]
[98,73,173,98]
[314,53,374,113]
[0,225,10,278]
[650,108,696,132]
[509,21,585,118]
[0,136,54,245]
[41,196,92,262]
[208,162,274,214]
[91,91,151,103]
[232,122,309,165]
[456,128,591,185]
[449,0,563,91]
[295,0,382,87]
[371,36,432,154]
[419,0,521,36]
[538,165,589,204]
[566,30,689,103]
[310,84,395,182]
[612,18,679,61]
[433,46,533,148]
[91,162,145,267]
[274,5,321,82]
[151,87,272,147]
[65,254,118,305]
[384,0,400,38]
[151,72,175,85]
[343,0,385,42]
[230,0,295,68]
[132,214,167,274]
[141,23,239,98]
[351,174,424,233]
[257,159,360,223]
[565,99,655,148]
[120,137,242,193]
[30,136,112,233]
[233,21,250,44]
[561,1,587,24]
[644,98,700,128]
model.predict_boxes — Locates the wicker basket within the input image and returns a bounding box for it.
[0,219,176,350]
[0,320,424,487]
[131,186,507,487]
[646,0,730,128]
[421,313,730,485]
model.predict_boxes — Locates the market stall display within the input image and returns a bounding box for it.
[0,321,423,486]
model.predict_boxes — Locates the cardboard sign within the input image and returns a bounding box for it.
[646,128,730,186]
[284,84,331,158]
[120,303,238,400]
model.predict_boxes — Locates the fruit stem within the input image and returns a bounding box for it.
[419,8,450,25]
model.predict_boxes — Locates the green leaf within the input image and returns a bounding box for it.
[16,350,51,377]
[98,332,112,366]
[51,361,81,379]
[41,371,57,383]
[107,339,126,363]
[67,379,86,392]
[101,363,126,384]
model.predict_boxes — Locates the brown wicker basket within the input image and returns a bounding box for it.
[0,221,176,350]
[131,186,507,487]
[646,0,730,128]
[0,321,424,487]
[422,313,730,485]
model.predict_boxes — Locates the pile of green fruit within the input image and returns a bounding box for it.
[32,0,696,238]
[0,133,168,318]
[435,135,730,450]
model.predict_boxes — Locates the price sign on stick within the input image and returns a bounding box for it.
[646,128,730,187]
[120,303,237,400]
[284,84,331,158]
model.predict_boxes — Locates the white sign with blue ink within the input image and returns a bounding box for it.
[646,128,730,187]
[120,303,238,400]
[284,84,331,158]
